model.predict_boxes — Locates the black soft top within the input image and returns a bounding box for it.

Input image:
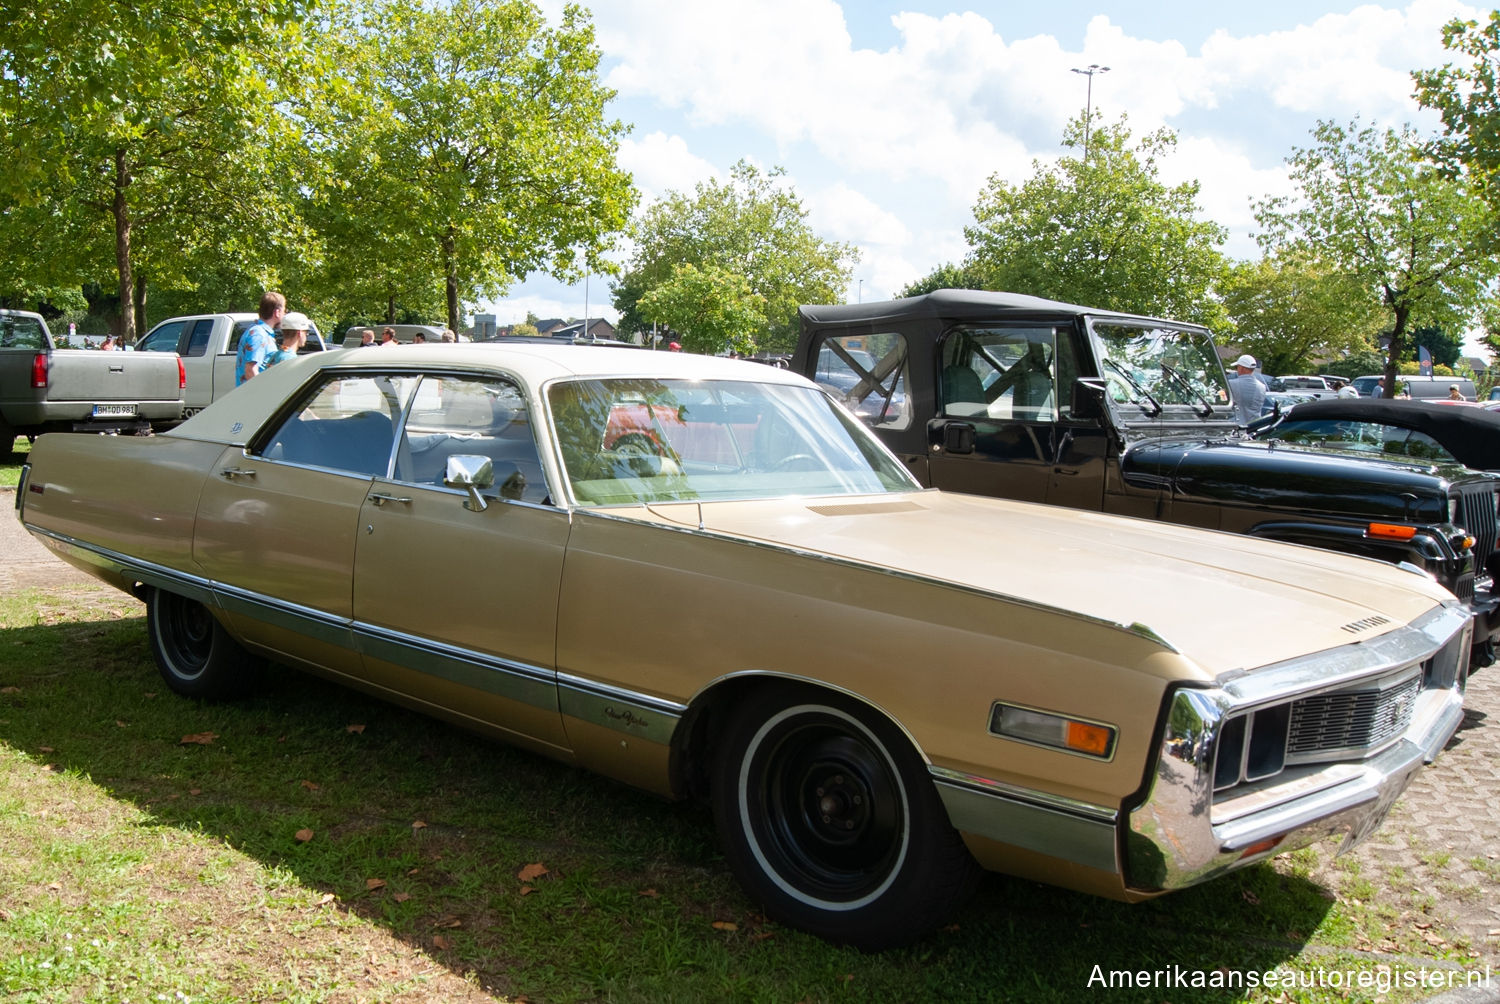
[797,289,1202,331]
[1277,398,1500,470]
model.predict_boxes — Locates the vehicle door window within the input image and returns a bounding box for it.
[184,320,215,357]
[137,321,186,354]
[940,326,1066,422]
[258,374,415,477]
[0,314,47,350]
[811,334,911,429]
[394,375,548,503]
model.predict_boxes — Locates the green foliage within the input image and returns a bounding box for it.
[613,161,857,354]
[1219,251,1382,373]
[511,321,540,338]
[0,0,312,341]
[898,262,984,298]
[1318,348,1388,381]
[636,263,766,354]
[1255,119,1500,397]
[299,0,635,333]
[963,115,1229,329]
[1408,325,1463,369]
[1414,11,1500,200]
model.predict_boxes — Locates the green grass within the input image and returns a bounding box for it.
[1,436,29,487]
[0,585,1489,1003]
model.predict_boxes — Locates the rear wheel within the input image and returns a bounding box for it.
[711,685,979,950]
[146,589,262,699]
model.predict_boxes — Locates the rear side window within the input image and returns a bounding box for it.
[810,333,911,430]
[259,374,416,477]
[0,314,49,350]
[185,320,215,357]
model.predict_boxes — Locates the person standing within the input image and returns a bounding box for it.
[265,312,310,369]
[236,292,285,385]
[1227,354,1266,425]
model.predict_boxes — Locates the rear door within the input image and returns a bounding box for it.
[192,371,411,676]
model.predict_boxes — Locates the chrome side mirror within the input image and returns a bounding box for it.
[444,454,494,512]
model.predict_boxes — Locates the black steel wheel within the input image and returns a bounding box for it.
[712,685,979,950]
[146,588,262,699]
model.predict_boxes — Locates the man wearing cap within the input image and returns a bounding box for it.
[1227,353,1265,426]
[266,312,310,369]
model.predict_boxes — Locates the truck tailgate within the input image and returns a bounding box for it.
[44,350,181,405]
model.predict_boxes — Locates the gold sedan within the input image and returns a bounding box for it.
[16,343,1469,949]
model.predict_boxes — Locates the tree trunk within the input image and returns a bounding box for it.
[442,230,459,334]
[112,149,135,342]
[386,295,396,324]
[1381,300,1410,399]
[132,273,148,342]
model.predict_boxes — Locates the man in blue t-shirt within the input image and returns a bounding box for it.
[236,291,286,385]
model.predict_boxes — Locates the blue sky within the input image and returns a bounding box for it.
[480,1,1485,331]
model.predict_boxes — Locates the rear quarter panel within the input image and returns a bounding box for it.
[20,433,225,581]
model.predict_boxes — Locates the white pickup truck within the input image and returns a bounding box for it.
[136,313,331,416]
[1,309,185,460]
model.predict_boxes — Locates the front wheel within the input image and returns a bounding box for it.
[711,685,979,950]
[146,589,262,699]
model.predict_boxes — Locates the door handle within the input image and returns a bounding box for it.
[219,467,257,479]
[369,492,412,506]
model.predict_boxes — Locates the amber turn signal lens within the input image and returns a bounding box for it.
[1366,523,1417,541]
[1066,721,1113,756]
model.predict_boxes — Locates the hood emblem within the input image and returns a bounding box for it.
[1340,615,1392,635]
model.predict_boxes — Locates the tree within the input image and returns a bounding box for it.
[899,263,983,298]
[1254,120,1500,398]
[301,0,635,334]
[613,161,857,354]
[1408,325,1463,369]
[0,0,308,341]
[636,263,766,355]
[1413,11,1500,198]
[1219,251,1382,374]
[963,115,1229,329]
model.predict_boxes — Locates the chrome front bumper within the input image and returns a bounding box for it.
[1126,602,1469,892]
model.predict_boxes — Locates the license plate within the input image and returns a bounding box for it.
[92,403,138,417]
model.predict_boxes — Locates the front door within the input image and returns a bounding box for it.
[350,373,570,753]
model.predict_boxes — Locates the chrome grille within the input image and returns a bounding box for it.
[1456,484,1500,569]
[1287,673,1420,758]
[1454,571,1476,603]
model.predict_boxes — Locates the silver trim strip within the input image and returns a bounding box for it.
[931,773,1120,874]
[928,766,1118,823]
[24,526,216,606]
[352,622,558,712]
[556,673,684,745]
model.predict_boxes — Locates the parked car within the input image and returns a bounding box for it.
[339,323,451,347]
[793,290,1500,666]
[1350,374,1477,400]
[1256,397,1500,471]
[136,313,330,417]
[16,343,1470,949]
[1,308,185,459]
[1267,374,1336,397]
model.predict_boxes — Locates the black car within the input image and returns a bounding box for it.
[794,289,1500,665]
[1255,398,1500,470]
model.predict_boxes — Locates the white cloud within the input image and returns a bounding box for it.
[616,132,719,204]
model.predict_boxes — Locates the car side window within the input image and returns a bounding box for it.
[184,320,215,357]
[137,321,185,354]
[0,315,47,350]
[259,374,415,477]
[395,375,548,503]
[940,326,1063,422]
[810,334,910,430]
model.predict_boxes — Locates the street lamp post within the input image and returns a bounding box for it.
[1070,63,1110,159]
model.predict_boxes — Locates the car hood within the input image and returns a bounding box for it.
[630,490,1451,677]
[1121,438,1481,523]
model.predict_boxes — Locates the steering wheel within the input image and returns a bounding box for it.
[769,452,819,472]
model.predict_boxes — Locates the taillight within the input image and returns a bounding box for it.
[177,356,186,389]
[31,352,48,388]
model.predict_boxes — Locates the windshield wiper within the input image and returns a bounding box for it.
[1158,361,1216,418]
[1101,359,1162,417]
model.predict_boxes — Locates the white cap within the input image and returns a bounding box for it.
[1233,354,1257,369]
[281,311,310,331]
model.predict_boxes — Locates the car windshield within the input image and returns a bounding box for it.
[1091,322,1231,415]
[547,378,918,505]
[1261,418,1456,462]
